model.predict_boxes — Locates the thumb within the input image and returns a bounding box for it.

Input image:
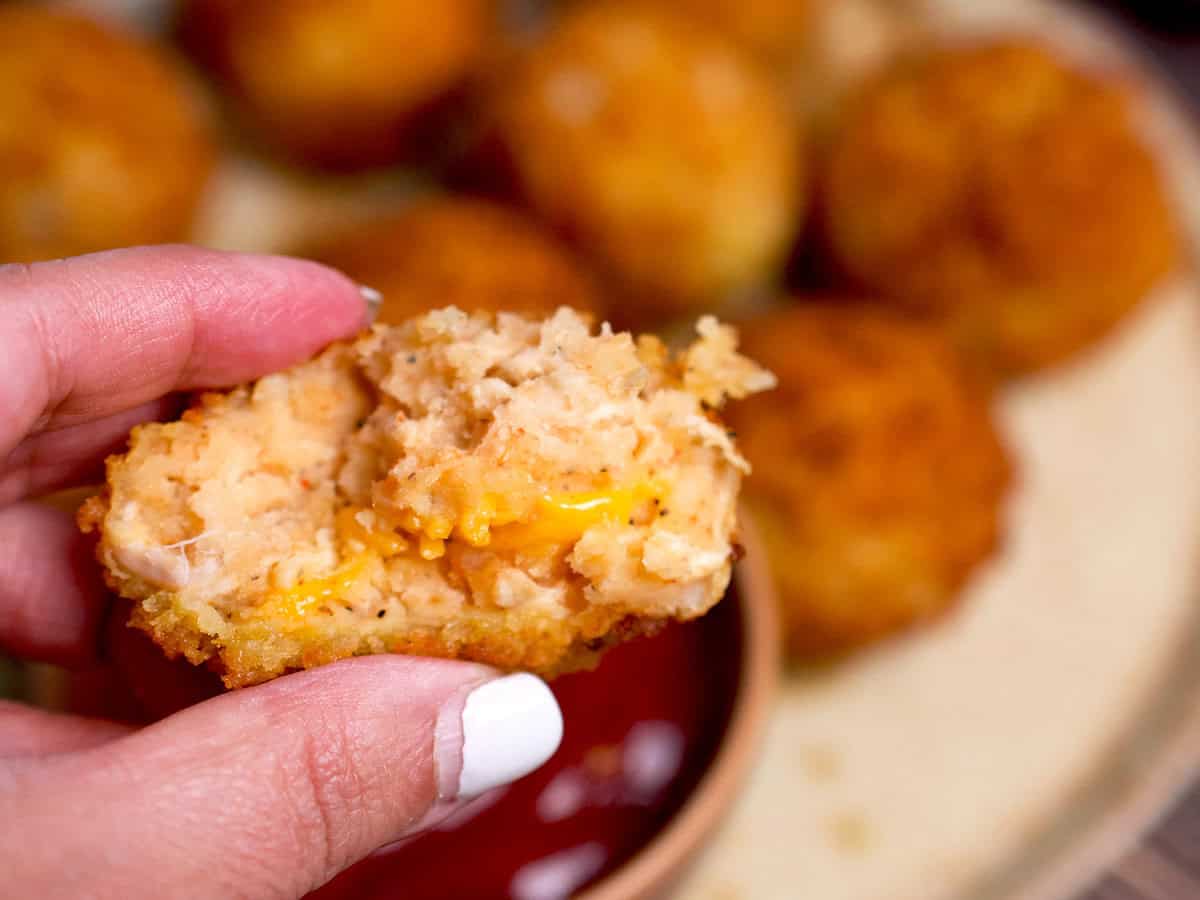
[7,657,563,900]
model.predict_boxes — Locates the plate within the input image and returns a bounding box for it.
[672,3,1200,899]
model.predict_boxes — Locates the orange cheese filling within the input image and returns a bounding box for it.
[489,484,660,549]
[255,483,662,622]
[250,553,373,625]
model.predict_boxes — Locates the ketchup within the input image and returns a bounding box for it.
[311,591,744,900]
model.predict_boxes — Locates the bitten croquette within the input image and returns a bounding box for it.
[822,41,1180,376]
[80,308,774,687]
[726,304,1011,656]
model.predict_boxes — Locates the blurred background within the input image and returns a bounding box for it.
[2,1,1200,899]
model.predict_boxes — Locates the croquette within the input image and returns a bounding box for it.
[648,0,822,69]
[0,7,215,264]
[300,198,604,324]
[822,41,1180,376]
[484,2,804,320]
[80,308,774,687]
[181,0,493,168]
[726,304,1011,656]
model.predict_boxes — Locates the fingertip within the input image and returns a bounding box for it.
[449,672,563,800]
[178,249,372,381]
[0,245,375,444]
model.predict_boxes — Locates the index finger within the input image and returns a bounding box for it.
[0,244,370,456]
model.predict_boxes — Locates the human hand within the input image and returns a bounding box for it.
[0,246,563,899]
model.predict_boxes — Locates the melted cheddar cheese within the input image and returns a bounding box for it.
[490,484,661,549]
[252,553,373,624]
[253,483,662,623]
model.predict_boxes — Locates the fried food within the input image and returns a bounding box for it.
[181,0,493,169]
[822,41,1180,376]
[647,0,821,69]
[726,304,1011,656]
[484,2,804,320]
[80,309,773,687]
[300,198,604,324]
[0,7,215,264]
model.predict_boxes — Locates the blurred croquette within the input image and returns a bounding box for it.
[181,0,493,168]
[300,198,604,323]
[726,304,1011,657]
[0,7,214,264]
[822,41,1180,376]
[80,308,774,687]
[647,0,822,70]
[484,2,804,320]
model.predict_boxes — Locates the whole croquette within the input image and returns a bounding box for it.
[300,198,604,324]
[821,41,1180,376]
[181,0,493,168]
[726,304,1011,657]
[80,308,774,687]
[647,0,822,70]
[483,2,804,320]
[0,7,215,264]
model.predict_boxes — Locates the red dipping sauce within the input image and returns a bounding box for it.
[311,589,745,900]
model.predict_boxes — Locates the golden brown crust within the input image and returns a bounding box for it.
[300,198,605,323]
[483,2,804,319]
[83,309,771,687]
[645,0,821,67]
[726,303,1011,656]
[126,590,658,689]
[821,41,1181,376]
[0,7,215,263]
[181,0,492,168]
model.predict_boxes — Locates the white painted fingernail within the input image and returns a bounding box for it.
[453,673,563,799]
[360,285,383,322]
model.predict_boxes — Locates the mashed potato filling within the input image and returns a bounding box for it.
[82,308,773,687]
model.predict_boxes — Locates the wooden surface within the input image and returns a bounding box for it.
[1068,9,1200,900]
[1084,780,1200,898]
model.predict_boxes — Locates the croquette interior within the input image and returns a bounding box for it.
[81,308,773,687]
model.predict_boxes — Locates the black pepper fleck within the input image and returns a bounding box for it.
[406,354,417,364]
[377,610,387,618]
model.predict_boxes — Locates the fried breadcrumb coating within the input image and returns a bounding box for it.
[300,198,604,324]
[0,7,215,263]
[822,41,1180,376]
[483,2,804,320]
[181,0,493,168]
[81,308,773,687]
[726,303,1011,656]
[646,0,822,69]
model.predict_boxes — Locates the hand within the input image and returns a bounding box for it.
[0,246,563,899]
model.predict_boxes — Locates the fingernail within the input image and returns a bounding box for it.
[360,285,383,322]
[437,673,563,799]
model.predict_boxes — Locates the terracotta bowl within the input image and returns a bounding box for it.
[580,518,781,900]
